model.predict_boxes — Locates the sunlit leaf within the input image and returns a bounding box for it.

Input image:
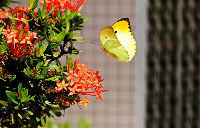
[6,91,18,104]
[42,0,46,19]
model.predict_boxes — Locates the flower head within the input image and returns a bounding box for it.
[77,95,91,108]
[40,0,87,16]
[52,60,107,108]
[0,9,11,19]
[65,60,105,100]
[0,9,13,25]
[52,80,69,92]
[2,24,39,59]
[65,60,106,99]
[7,6,29,26]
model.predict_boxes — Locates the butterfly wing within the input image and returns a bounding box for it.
[100,26,129,62]
[112,18,136,61]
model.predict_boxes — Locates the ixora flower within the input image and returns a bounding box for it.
[0,9,11,19]
[2,24,39,59]
[52,60,107,107]
[40,0,87,16]
[0,6,31,26]
[0,9,13,24]
[8,6,30,26]
[77,95,91,108]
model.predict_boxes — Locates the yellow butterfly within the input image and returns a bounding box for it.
[100,18,136,62]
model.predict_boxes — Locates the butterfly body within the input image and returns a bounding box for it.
[100,18,136,62]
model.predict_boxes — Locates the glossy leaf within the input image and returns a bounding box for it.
[56,31,66,43]
[18,83,23,94]
[41,0,46,19]
[6,91,18,104]
[29,0,39,10]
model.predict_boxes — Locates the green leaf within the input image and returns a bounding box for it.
[33,0,39,10]
[35,75,44,79]
[18,83,23,94]
[65,11,75,21]
[72,36,83,41]
[45,101,60,108]
[6,91,18,104]
[24,68,31,77]
[36,62,44,68]
[66,56,74,71]
[30,58,34,65]
[42,0,46,19]
[82,17,88,23]
[40,68,48,77]
[0,100,8,106]
[28,111,34,115]
[0,45,6,54]
[45,6,56,18]
[50,43,59,49]
[71,49,82,55]
[14,106,19,110]
[65,21,70,34]
[66,56,74,64]
[29,0,39,10]
[36,117,40,122]
[18,113,22,119]
[49,65,59,70]
[38,8,42,19]
[56,31,66,43]
[18,86,31,103]
[26,116,30,120]
[29,0,34,8]
[57,8,61,19]
[11,114,14,124]
[45,76,60,81]
[56,60,62,67]
[44,59,51,66]
[21,18,28,25]
[50,29,55,38]
[10,75,16,82]
[21,89,30,103]
[39,43,47,56]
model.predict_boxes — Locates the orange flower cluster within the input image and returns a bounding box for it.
[53,60,107,108]
[0,9,12,25]
[2,24,39,59]
[0,6,31,26]
[40,0,87,16]
[0,9,11,19]
[8,6,30,26]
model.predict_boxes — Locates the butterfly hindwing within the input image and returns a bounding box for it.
[104,39,129,62]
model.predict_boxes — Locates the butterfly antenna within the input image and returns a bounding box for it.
[90,40,102,47]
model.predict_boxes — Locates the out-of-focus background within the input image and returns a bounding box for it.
[11,0,136,128]
[145,0,200,128]
[146,0,200,128]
